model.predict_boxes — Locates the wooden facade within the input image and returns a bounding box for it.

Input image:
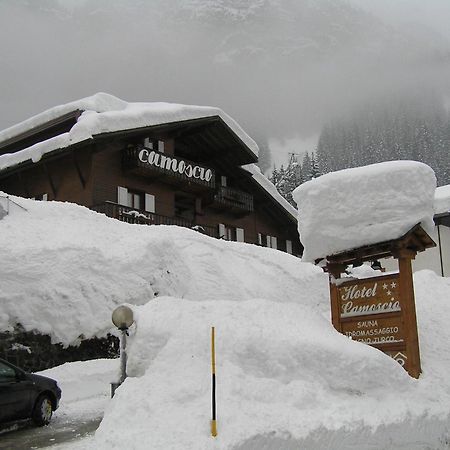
[0,113,302,255]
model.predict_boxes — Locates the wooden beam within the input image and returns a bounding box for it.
[16,171,30,197]
[397,251,421,378]
[72,151,86,188]
[42,162,57,197]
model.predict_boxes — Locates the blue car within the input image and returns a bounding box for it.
[0,358,61,426]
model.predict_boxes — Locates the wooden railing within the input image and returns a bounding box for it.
[123,146,216,190]
[91,201,218,238]
[213,186,254,213]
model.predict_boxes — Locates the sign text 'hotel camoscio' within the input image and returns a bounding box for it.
[336,274,408,364]
[138,149,214,183]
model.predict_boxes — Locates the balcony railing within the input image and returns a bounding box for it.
[212,186,254,214]
[91,201,218,238]
[123,146,215,191]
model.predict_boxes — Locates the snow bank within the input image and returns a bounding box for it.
[0,193,326,346]
[94,297,411,450]
[88,269,450,450]
[434,184,450,215]
[0,92,258,172]
[293,161,436,262]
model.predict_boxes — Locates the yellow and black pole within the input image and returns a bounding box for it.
[211,326,217,437]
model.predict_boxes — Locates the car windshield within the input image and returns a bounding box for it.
[0,361,16,381]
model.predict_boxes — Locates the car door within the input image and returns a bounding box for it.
[0,361,33,423]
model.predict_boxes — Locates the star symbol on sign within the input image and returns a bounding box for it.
[383,283,388,290]
[387,290,392,296]
[391,282,397,288]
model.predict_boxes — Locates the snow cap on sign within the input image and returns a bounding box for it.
[293,161,436,263]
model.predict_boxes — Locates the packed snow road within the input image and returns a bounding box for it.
[0,416,100,450]
[0,359,117,450]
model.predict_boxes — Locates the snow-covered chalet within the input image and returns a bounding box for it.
[0,93,301,255]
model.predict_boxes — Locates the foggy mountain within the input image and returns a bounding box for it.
[1,0,449,170]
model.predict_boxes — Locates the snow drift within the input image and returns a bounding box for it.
[0,193,324,346]
[90,269,450,450]
[293,161,436,263]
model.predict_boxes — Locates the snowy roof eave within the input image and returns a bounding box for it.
[0,93,259,173]
[242,164,298,222]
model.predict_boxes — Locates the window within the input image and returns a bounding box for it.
[127,191,141,210]
[144,137,165,153]
[218,223,238,241]
[0,361,16,382]
[31,193,48,201]
[286,240,293,254]
[236,228,245,242]
[118,187,155,212]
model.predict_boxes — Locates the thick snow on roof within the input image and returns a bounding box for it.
[293,161,436,263]
[434,184,450,215]
[0,92,259,171]
[243,163,297,219]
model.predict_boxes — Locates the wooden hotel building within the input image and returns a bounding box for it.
[0,93,301,255]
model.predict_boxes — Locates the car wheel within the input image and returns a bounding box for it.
[32,394,53,426]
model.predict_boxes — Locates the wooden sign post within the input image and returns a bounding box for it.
[325,224,435,379]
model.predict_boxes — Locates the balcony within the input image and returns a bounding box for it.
[209,186,254,216]
[91,201,218,238]
[123,146,215,192]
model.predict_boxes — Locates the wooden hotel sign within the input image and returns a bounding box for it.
[336,274,407,364]
[325,224,436,379]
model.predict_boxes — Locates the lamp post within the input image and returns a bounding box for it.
[111,305,134,397]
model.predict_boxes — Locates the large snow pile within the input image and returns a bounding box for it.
[0,193,325,346]
[0,92,258,172]
[3,194,450,449]
[82,269,450,450]
[293,161,436,262]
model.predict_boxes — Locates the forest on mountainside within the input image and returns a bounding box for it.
[271,93,450,206]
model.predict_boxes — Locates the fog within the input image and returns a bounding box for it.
[0,0,449,167]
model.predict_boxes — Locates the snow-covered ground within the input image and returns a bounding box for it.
[2,194,450,449]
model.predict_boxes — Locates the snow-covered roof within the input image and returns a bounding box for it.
[293,161,436,263]
[243,163,297,220]
[0,92,259,172]
[434,184,450,215]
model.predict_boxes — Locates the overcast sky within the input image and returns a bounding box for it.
[0,0,449,167]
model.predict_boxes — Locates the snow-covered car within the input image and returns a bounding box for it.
[0,358,61,426]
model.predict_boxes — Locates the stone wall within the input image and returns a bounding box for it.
[0,325,119,372]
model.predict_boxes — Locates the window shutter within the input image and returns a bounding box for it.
[145,193,155,213]
[218,223,226,239]
[144,137,153,149]
[258,233,262,245]
[266,235,271,247]
[236,228,245,242]
[42,193,48,201]
[117,186,128,206]
[271,236,278,249]
[286,240,293,254]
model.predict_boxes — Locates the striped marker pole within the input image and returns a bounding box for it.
[211,326,217,437]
